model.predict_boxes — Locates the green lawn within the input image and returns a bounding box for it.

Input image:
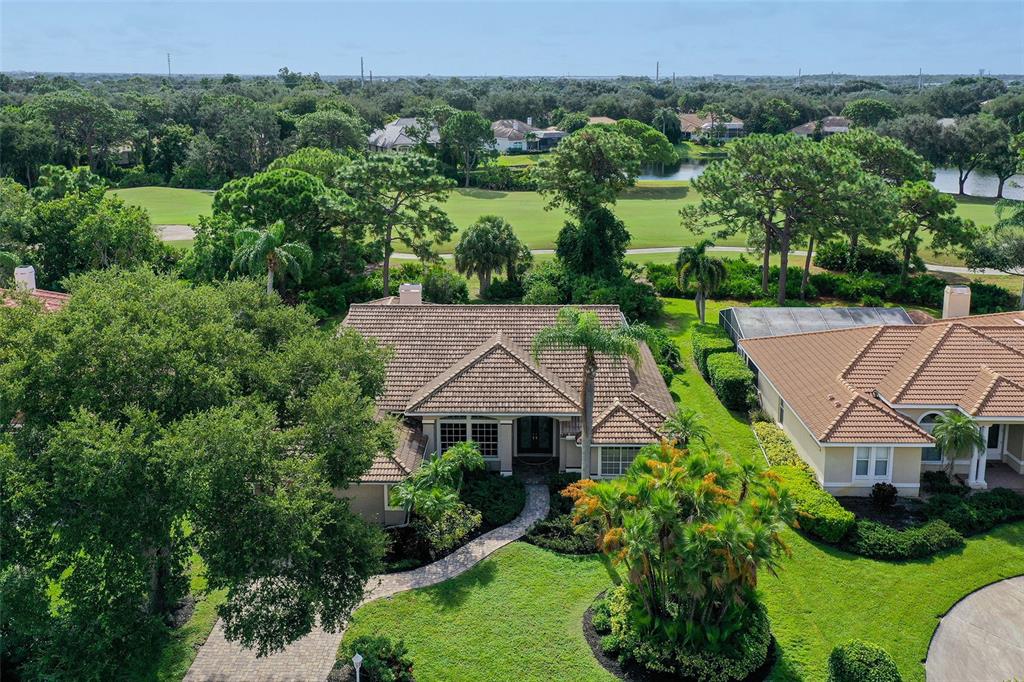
[110,187,214,225]
[493,155,541,167]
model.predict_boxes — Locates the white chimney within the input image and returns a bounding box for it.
[14,266,36,291]
[398,283,422,305]
[942,285,971,319]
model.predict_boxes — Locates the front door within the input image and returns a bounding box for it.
[517,416,554,456]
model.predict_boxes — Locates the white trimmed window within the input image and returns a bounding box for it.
[599,446,641,478]
[919,413,943,463]
[439,421,468,454]
[471,422,499,459]
[854,446,892,481]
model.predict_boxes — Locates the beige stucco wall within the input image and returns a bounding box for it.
[823,446,922,497]
[498,420,513,474]
[757,374,826,479]
[560,437,582,471]
[336,483,407,526]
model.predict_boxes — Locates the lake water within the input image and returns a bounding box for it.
[641,161,1024,201]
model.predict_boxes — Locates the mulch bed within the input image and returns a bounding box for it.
[582,594,777,682]
[836,496,928,530]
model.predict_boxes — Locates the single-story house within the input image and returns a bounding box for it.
[368,117,440,152]
[678,113,745,141]
[491,119,566,153]
[2,266,69,312]
[340,285,675,524]
[740,286,1024,497]
[790,116,852,137]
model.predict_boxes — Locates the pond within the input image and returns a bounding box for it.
[640,160,1024,200]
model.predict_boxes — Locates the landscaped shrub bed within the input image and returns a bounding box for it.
[691,326,734,376]
[827,640,902,682]
[921,470,968,496]
[814,240,920,276]
[599,586,773,682]
[335,635,415,682]
[923,488,1024,536]
[843,519,964,561]
[459,472,526,529]
[523,472,598,555]
[706,352,755,410]
[753,422,806,468]
[774,465,856,544]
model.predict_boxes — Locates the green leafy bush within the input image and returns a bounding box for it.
[970,282,1019,313]
[340,635,415,682]
[814,240,918,276]
[606,585,772,682]
[644,262,683,297]
[843,519,964,560]
[116,165,166,188]
[706,352,755,410]
[524,514,597,554]
[691,326,734,376]
[775,465,855,543]
[753,422,806,469]
[422,267,469,304]
[460,472,526,529]
[409,502,482,559]
[920,470,967,496]
[827,640,902,682]
[924,488,1024,535]
[870,482,898,509]
[481,277,523,301]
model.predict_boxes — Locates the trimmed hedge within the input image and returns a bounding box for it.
[827,640,902,682]
[753,422,805,468]
[843,519,964,560]
[924,488,1024,536]
[706,352,755,410]
[460,472,526,529]
[691,326,734,376]
[775,465,855,544]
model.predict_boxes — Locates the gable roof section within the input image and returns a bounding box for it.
[741,311,1024,444]
[592,398,663,444]
[404,332,582,414]
[360,423,427,483]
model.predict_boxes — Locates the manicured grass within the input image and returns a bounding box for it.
[493,154,540,167]
[659,297,763,465]
[110,187,214,225]
[761,522,1024,682]
[340,542,616,682]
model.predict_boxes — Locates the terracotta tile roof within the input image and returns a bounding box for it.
[343,303,674,438]
[591,398,663,444]
[3,288,70,312]
[360,423,426,483]
[741,310,1024,443]
[405,332,581,414]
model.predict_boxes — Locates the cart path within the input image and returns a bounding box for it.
[183,484,549,682]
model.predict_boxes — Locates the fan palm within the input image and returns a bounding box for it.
[931,411,985,477]
[231,220,313,295]
[532,307,654,479]
[662,407,710,448]
[453,215,509,297]
[676,240,726,324]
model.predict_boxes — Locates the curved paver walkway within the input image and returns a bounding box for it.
[926,575,1024,682]
[184,483,549,682]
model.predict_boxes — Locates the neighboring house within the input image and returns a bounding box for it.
[678,112,745,141]
[491,119,566,153]
[587,116,617,125]
[367,117,440,152]
[740,287,1024,497]
[2,266,69,312]
[789,116,852,137]
[340,285,675,524]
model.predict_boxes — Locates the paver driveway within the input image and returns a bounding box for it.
[926,575,1024,682]
[184,483,549,682]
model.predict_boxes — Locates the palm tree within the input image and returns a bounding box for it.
[231,220,313,295]
[676,240,726,325]
[453,216,509,297]
[931,411,985,478]
[662,407,710,448]
[532,307,654,479]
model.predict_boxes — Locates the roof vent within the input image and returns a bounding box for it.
[834,401,842,408]
[827,393,834,401]
[398,283,422,306]
[14,266,35,292]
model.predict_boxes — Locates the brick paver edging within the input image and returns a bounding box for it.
[183,484,550,682]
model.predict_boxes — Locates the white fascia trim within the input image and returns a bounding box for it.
[821,441,929,447]
[824,481,920,489]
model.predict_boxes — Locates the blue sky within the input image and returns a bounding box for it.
[2,1,1022,77]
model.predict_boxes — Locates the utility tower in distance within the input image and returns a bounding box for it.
[166,53,171,77]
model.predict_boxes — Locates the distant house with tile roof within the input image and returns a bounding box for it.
[2,266,69,313]
[678,112,745,141]
[740,287,1024,497]
[367,117,440,152]
[339,285,675,523]
[790,116,852,138]
[490,119,566,153]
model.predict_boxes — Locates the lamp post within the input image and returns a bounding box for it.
[352,652,363,682]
